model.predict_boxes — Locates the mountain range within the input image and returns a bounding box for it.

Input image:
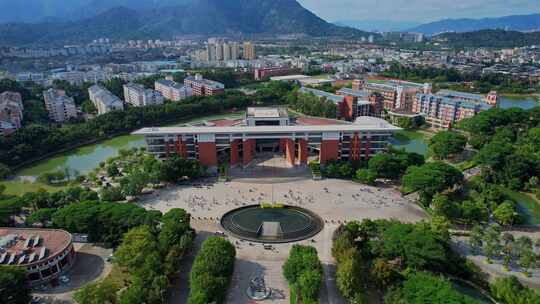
[408,14,540,35]
[0,0,371,46]
[334,20,421,33]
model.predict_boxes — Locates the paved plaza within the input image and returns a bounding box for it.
[137,155,428,304]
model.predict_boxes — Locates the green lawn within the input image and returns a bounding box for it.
[1,180,71,196]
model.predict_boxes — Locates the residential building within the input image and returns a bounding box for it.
[0,91,24,136]
[155,79,193,101]
[184,74,225,96]
[0,228,75,286]
[88,85,124,115]
[354,79,431,112]
[42,89,78,123]
[436,89,499,106]
[414,92,493,129]
[123,83,164,107]
[243,41,256,60]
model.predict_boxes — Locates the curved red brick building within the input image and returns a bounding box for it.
[0,228,75,286]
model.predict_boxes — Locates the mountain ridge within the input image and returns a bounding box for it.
[409,13,540,35]
[0,0,373,46]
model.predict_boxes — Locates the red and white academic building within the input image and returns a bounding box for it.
[133,107,401,169]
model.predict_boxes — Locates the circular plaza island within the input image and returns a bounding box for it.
[220,205,324,243]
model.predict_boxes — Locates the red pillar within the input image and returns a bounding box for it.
[298,139,308,165]
[243,139,255,166]
[285,139,295,166]
[279,138,286,152]
[198,142,217,167]
[230,139,240,166]
[175,136,187,158]
[319,140,339,165]
[365,137,371,160]
[351,133,360,161]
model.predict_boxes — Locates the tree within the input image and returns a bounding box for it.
[336,248,365,300]
[283,245,323,303]
[0,266,31,304]
[519,249,535,277]
[493,201,519,226]
[431,193,458,219]
[355,169,376,185]
[393,272,478,304]
[0,163,10,179]
[188,237,236,304]
[469,225,484,254]
[483,225,501,263]
[100,186,125,202]
[114,226,159,272]
[491,276,540,304]
[368,153,405,179]
[74,281,119,304]
[429,131,467,159]
[159,156,201,183]
[401,162,464,203]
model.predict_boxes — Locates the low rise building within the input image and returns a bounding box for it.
[123,83,164,107]
[133,108,400,169]
[88,85,124,115]
[0,91,24,136]
[254,67,299,81]
[0,228,75,286]
[42,89,78,122]
[155,79,193,101]
[184,74,225,96]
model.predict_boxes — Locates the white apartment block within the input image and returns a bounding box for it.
[123,83,164,107]
[42,89,78,122]
[88,85,124,115]
[154,79,193,101]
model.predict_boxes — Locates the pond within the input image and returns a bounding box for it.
[2,111,246,195]
[498,95,539,110]
[389,130,429,156]
[502,189,540,226]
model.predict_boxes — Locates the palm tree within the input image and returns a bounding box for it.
[501,232,515,271]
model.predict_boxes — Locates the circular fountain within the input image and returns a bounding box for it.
[220,205,324,243]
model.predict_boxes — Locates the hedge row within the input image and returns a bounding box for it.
[188,237,236,304]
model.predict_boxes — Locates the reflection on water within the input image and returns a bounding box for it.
[389,131,428,156]
[16,135,145,178]
[498,96,538,110]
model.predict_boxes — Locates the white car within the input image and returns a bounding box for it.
[59,275,70,284]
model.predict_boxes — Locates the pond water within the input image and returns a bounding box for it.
[498,95,538,110]
[3,112,245,195]
[389,130,429,156]
[451,280,493,304]
[502,189,540,226]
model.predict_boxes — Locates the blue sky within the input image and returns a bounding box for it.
[298,0,540,22]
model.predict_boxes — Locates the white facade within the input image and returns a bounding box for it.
[88,85,124,115]
[155,79,193,101]
[123,83,164,107]
[42,89,77,122]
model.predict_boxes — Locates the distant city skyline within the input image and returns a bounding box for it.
[298,0,540,23]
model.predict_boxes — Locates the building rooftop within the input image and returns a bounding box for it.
[155,79,185,90]
[0,228,72,266]
[185,75,225,89]
[247,107,288,119]
[133,116,400,136]
[337,88,369,98]
[270,75,310,81]
[299,87,344,104]
[436,89,485,102]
